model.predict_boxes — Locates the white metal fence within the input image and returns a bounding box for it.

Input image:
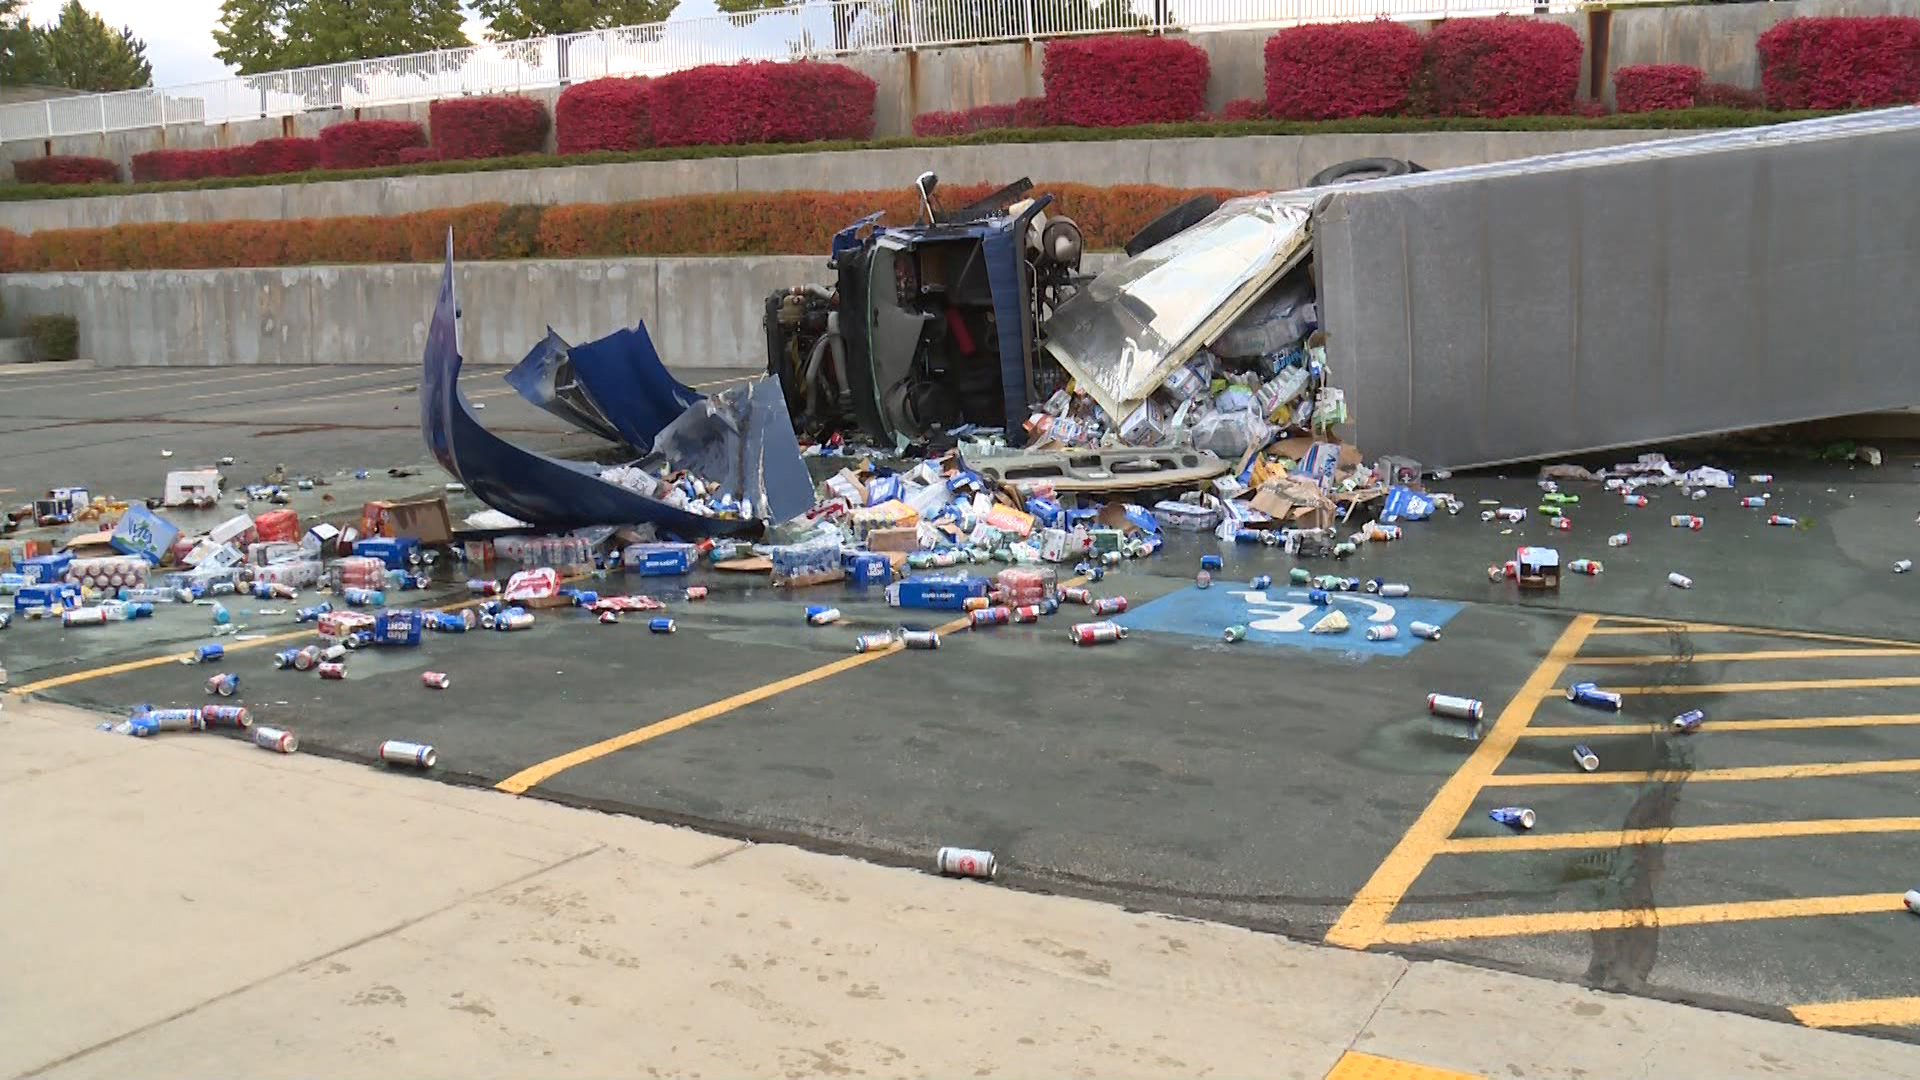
[0,0,1579,144]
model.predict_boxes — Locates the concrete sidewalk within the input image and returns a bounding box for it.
[3,700,1914,1080]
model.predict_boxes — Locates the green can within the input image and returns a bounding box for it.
[1333,542,1357,558]
[1289,567,1312,585]
[1537,504,1564,517]
[1223,624,1248,643]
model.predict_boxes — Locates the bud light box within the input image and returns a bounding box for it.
[622,543,695,576]
[14,582,79,613]
[373,609,424,647]
[885,574,990,611]
[20,552,72,585]
[353,537,419,570]
[110,504,180,566]
[844,551,893,586]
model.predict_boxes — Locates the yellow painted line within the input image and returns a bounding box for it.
[496,613,974,795]
[1324,615,1598,950]
[1588,622,1920,650]
[495,573,1091,795]
[173,368,412,403]
[1483,758,1920,787]
[1534,675,1920,698]
[86,367,341,397]
[3,590,499,698]
[1519,713,1920,738]
[1437,816,1920,854]
[1374,893,1905,945]
[1792,996,1920,1029]
[8,367,202,391]
[1325,1049,1481,1080]
[1573,647,1920,665]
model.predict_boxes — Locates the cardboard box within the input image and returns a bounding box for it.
[381,494,453,544]
[208,513,256,547]
[163,469,221,508]
[886,574,990,611]
[110,504,181,566]
[301,523,341,557]
[353,537,419,570]
[622,543,696,576]
[866,527,920,553]
[251,559,323,588]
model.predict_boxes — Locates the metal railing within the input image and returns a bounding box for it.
[0,0,1580,144]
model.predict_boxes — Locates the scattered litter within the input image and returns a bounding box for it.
[253,726,298,753]
[1572,744,1600,772]
[422,671,451,689]
[1428,694,1484,722]
[1490,807,1536,831]
[1672,709,1705,733]
[1897,560,1912,574]
[379,740,437,768]
[1668,572,1694,589]
[1568,683,1623,711]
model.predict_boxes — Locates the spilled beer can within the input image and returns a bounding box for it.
[1567,682,1623,711]
[1767,515,1797,527]
[1567,559,1603,575]
[1670,515,1703,530]
[317,662,346,680]
[1428,694,1484,721]
[648,617,676,634]
[1249,575,1272,591]
[1903,890,1920,915]
[1199,554,1223,571]
[1061,586,1092,605]
[1195,570,1211,590]
[969,606,1011,628]
[853,632,895,653]
[1896,560,1913,574]
[685,586,708,601]
[1090,596,1128,616]
[1572,744,1600,772]
[1410,622,1442,640]
[805,605,842,626]
[1307,588,1330,606]
[1490,807,1536,831]
[1222,625,1248,643]
[194,643,224,663]
[1672,709,1705,733]
[205,672,239,697]
[379,740,437,769]
[963,596,991,612]
[1668,572,1693,589]
[935,846,996,879]
[273,648,302,670]
[1289,568,1311,586]
[1740,496,1770,508]
[1069,621,1127,646]
[421,671,451,689]
[1551,517,1573,532]
[1012,605,1041,623]
[598,610,619,625]
[294,645,322,671]
[1622,495,1648,507]
[1366,624,1398,642]
[899,629,940,650]
[199,704,251,729]
[1378,583,1411,598]
[253,726,298,753]
[1607,532,1631,547]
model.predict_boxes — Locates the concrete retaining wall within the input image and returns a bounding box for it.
[7,0,1915,179]
[0,128,1693,234]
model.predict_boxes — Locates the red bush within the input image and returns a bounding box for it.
[1217,97,1268,122]
[1612,64,1703,112]
[1697,81,1764,110]
[129,147,238,183]
[13,155,120,185]
[429,95,550,160]
[1044,35,1209,128]
[1757,16,1920,110]
[650,61,877,147]
[231,137,321,176]
[556,77,653,154]
[1415,17,1583,118]
[910,97,1049,137]
[395,146,439,165]
[1264,20,1424,120]
[318,119,427,170]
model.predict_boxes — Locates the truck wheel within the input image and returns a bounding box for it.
[1305,158,1424,187]
[1124,194,1222,257]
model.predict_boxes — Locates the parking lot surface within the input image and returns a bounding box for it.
[4,362,1917,1041]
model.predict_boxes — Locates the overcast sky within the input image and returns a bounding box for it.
[23,0,746,87]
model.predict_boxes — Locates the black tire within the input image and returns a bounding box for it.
[1305,157,1423,188]
[1124,194,1222,257]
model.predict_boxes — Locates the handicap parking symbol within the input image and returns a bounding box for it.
[1116,586,1461,659]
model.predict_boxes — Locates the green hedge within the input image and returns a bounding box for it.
[27,314,79,361]
[0,108,1826,204]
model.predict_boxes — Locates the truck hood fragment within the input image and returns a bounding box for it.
[1043,193,1315,422]
[420,238,793,535]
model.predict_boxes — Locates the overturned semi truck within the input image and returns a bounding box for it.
[769,109,1920,471]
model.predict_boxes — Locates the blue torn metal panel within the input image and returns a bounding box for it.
[419,239,763,537]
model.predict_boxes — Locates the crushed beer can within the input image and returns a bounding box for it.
[421,671,451,689]
[1567,682,1623,711]
[685,586,708,601]
[317,662,346,679]
[598,610,619,625]
[380,740,437,768]
[1490,807,1536,831]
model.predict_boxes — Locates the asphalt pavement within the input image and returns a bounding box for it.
[4,361,1918,1043]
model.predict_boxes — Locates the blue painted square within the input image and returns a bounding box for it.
[1116,586,1463,659]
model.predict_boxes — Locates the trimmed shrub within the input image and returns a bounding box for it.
[0,185,1237,273]
[1613,64,1704,112]
[1697,81,1764,110]
[650,62,877,147]
[13,155,120,185]
[318,120,427,170]
[911,97,1048,137]
[1757,16,1920,110]
[1044,35,1209,128]
[429,95,550,160]
[27,314,79,361]
[556,77,654,154]
[1415,17,1583,118]
[1264,20,1424,120]
[1218,97,1268,122]
[232,137,321,177]
[130,147,240,183]
[395,146,439,165]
